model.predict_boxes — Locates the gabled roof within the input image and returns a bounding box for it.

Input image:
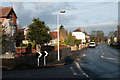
[0,7,17,18]
[25,28,30,31]
[73,27,81,32]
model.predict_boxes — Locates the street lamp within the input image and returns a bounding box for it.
[57,10,65,61]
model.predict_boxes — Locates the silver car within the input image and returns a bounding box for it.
[89,42,96,48]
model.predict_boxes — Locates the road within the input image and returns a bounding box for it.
[79,43,120,79]
[2,43,120,80]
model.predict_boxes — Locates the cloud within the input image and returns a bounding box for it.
[81,21,117,36]
[12,2,76,28]
[10,2,117,36]
[82,21,117,28]
[1,0,120,2]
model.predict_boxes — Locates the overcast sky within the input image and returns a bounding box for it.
[1,0,119,36]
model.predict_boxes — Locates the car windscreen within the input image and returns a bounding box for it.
[90,43,95,45]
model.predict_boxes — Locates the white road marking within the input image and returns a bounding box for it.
[70,67,77,75]
[100,46,116,60]
[75,62,89,78]
[101,55,116,60]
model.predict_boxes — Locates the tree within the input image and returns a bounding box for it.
[65,32,75,46]
[90,36,95,42]
[27,18,51,45]
[2,25,7,53]
[59,25,68,40]
[75,39,82,47]
[59,25,64,30]
[55,37,66,47]
[90,30,104,42]
[108,31,115,43]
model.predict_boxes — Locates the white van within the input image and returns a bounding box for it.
[89,42,96,48]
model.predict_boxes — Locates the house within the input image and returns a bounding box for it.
[50,29,60,46]
[72,27,86,43]
[16,28,25,47]
[24,28,30,40]
[0,6,17,38]
[82,29,90,43]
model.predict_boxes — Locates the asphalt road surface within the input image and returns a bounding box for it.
[2,43,120,80]
[79,43,120,79]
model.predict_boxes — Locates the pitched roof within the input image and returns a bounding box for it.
[25,28,30,31]
[73,27,81,32]
[0,7,17,18]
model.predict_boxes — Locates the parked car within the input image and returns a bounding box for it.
[113,42,119,46]
[96,42,98,46]
[13,51,21,57]
[89,42,96,48]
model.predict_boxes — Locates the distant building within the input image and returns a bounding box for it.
[24,28,30,40]
[72,27,86,43]
[50,30,60,46]
[85,34,90,43]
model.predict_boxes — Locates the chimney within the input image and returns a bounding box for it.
[78,27,81,30]
[82,30,85,33]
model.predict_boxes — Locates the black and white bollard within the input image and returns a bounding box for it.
[37,52,42,66]
[44,51,48,66]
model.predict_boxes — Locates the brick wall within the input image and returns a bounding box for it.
[15,47,37,54]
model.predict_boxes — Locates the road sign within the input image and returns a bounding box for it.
[37,52,42,66]
[43,51,49,65]
[44,51,48,57]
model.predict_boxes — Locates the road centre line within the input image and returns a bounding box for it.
[101,55,116,60]
[100,46,116,60]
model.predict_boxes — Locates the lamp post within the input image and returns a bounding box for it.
[57,10,65,61]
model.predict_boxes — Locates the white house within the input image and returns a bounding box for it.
[72,27,86,43]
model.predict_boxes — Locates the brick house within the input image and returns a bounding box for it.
[0,6,17,38]
[50,30,60,46]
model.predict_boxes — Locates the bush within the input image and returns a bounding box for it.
[20,43,28,47]
[41,46,55,52]
[20,42,36,48]
[29,42,36,48]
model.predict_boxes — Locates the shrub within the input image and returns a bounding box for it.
[20,43,28,47]
[29,42,36,48]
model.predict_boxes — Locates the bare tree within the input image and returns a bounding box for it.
[90,30,104,42]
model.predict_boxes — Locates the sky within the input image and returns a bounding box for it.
[1,0,119,36]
